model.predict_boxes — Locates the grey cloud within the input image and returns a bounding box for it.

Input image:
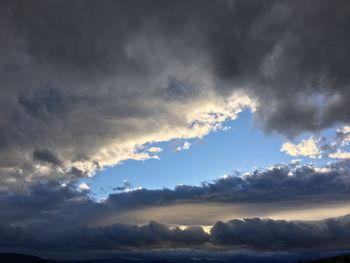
[0,180,98,227]
[33,149,62,166]
[18,87,79,120]
[0,161,350,255]
[2,1,350,134]
[0,221,209,252]
[1,161,350,227]
[105,161,350,209]
[2,216,350,256]
[211,217,350,250]
[204,0,350,135]
[0,0,217,184]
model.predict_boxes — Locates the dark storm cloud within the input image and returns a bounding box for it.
[206,0,350,135]
[0,0,349,185]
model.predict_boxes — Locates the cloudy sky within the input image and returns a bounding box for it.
[1,0,350,261]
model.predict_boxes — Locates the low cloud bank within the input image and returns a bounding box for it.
[2,216,350,255]
[1,161,350,226]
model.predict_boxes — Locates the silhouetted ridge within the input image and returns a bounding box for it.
[0,252,55,263]
[302,253,350,262]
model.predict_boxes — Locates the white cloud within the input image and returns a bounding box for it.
[329,151,350,160]
[281,137,321,159]
[222,174,230,179]
[79,182,90,191]
[313,167,332,173]
[148,147,162,153]
[176,141,191,152]
[281,126,350,161]
[339,126,350,134]
[182,141,191,150]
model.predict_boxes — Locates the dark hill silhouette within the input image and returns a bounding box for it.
[0,252,55,263]
[301,254,350,263]
[3,251,350,263]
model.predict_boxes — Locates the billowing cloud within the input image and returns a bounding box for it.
[0,0,349,187]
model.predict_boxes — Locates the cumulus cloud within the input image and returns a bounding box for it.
[281,137,321,159]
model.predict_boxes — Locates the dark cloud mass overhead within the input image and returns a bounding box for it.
[0,0,349,186]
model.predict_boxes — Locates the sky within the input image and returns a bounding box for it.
[83,109,294,198]
[1,0,350,262]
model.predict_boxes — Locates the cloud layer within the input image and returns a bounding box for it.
[1,161,350,227]
[2,215,350,257]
